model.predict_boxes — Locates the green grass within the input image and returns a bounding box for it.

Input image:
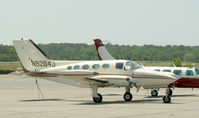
[0,62,21,70]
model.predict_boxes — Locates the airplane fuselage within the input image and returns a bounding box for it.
[29,60,176,89]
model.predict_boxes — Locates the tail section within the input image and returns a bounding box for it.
[13,39,55,72]
[94,39,115,60]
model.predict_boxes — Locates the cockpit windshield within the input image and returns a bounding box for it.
[195,68,199,75]
[124,61,141,70]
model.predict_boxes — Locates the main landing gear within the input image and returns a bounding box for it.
[123,81,133,101]
[91,86,103,103]
[91,83,134,103]
[93,93,102,103]
[123,92,132,101]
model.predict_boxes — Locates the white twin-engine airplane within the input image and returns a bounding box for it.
[13,39,177,103]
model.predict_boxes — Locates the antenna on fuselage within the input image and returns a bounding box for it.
[139,62,144,68]
[171,61,176,67]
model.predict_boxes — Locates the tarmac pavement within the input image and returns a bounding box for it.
[0,75,199,118]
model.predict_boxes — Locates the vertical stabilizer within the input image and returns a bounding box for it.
[13,39,55,72]
[94,39,115,60]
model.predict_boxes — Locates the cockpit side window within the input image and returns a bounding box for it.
[124,61,141,70]
[195,68,199,75]
[116,63,123,69]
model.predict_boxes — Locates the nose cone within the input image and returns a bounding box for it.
[133,68,177,84]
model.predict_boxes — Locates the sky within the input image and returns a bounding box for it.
[0,0,199,46]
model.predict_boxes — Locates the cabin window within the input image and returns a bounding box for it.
[82,64,89,70]
[67,66,72,70]
[186,70,193,76]
[74,65,80,70]
[92,64,100,69]
[195,68,199,75]
[174,70,182,75]
[116,63,123,69]
[154,69,160,71]
[163,69,171,72]
[102,64,110,69]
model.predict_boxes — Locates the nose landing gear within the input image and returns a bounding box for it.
[162,88,172,103]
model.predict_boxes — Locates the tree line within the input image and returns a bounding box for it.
[0,43,199,62]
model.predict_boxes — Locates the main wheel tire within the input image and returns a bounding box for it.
[163,95,171,103]
[123,92,132,101]
[151,90,158,97]
[93,93,103,103]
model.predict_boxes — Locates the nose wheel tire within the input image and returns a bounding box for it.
[151,90,158,97]
[123,92,132,101]
[163,95,171,103]
[93,93,103,103]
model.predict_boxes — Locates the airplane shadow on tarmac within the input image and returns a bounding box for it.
[20,98,65,102]
[19,94,197,104]
[76,99,167,105]
[19,98,183,105]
